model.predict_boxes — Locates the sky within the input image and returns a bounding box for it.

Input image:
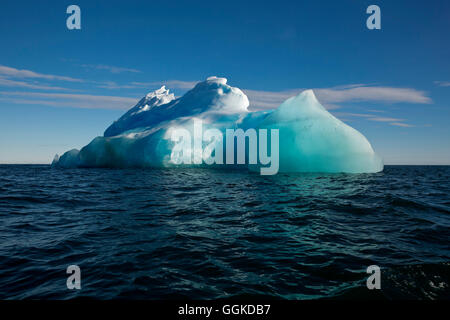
[0,0,449,164]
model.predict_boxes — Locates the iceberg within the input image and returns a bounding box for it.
[255,89,383,173]
[52,76,383,174]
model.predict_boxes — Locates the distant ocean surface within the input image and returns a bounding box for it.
[0,165,449,300]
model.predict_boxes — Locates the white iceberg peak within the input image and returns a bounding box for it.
[298,89,322,107]
[301,89,316,99]
[277,89,325,113]
[206,76,227,85]
[146,85,166,97]
[131,86,176,114]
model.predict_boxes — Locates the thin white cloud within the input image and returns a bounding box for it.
[0,65,83,82]
[316,86,431,104]
[0,77,71,91]
[0,91,137,110]
[131,80,198,90]
[368,117,405,122]
[332,113,416,127]
[332,112,374,118]
[434,81,450,87]
[244,89,299,110]
[332,113,415,127]
[390,122,415,127]
[160,80,199,89]
[245,85,432,110]
[0,73,432,123]
[364,117,415,127]
[81,64,141,74]
[96,81,142,89]
[96,80,198,90]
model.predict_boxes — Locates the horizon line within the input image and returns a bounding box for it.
[1,163,450,166]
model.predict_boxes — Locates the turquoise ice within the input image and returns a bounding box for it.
[255,89,383,173]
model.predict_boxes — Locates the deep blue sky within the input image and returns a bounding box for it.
[0,0,449,164]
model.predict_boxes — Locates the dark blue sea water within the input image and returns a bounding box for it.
[0,165,449,300]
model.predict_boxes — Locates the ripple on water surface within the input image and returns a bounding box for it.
[0,165,449,299]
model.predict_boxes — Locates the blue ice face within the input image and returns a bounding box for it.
[256,90,383,173]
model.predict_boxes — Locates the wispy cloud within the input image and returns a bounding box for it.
[96,81,142,90]
[244,89,298,110]
[371,117,416,128]
[96,80,198,90]
[81,64,141,74]
[0,65,432,127]
[332,112,374,118]
[0,65,83,82]
[0,77,71,91]
[316,86,431,104]
[131,80,198,90]
[332,113,415,127]
[368,117,405,122]
[0,91,137,110]
[389,122,415,127]
[434,81,450,87]
[245,85,432,110]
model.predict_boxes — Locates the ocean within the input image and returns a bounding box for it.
[0,165,449,299]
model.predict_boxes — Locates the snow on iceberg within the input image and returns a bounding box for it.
[52,76,383,173]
